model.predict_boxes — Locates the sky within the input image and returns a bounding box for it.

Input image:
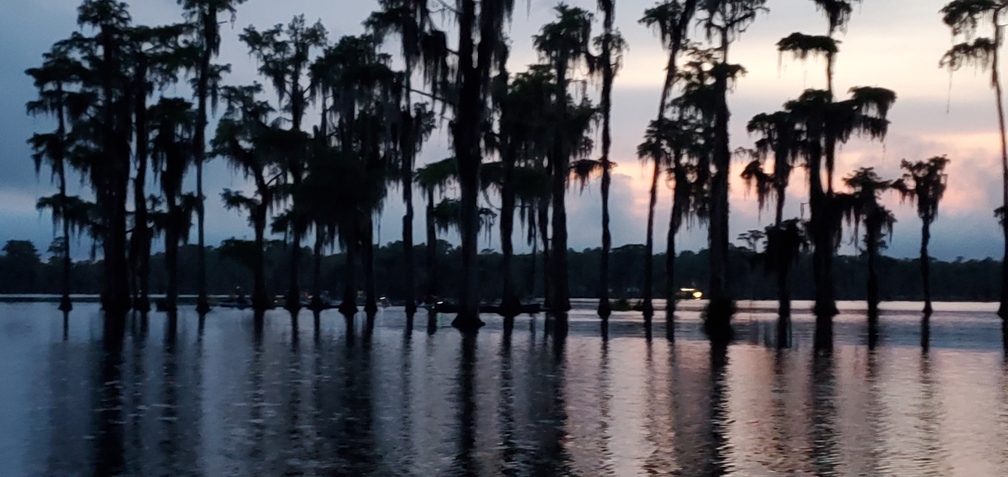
[1,0,1003,262]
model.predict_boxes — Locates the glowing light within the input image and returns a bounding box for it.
[692,291,703,299]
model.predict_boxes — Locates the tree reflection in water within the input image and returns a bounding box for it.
[497,322,518,474]
[454,332,478,475]
[707,344,731,476]
[10,304,1008,475]
[93,333,125,476]
[809,351,839,476]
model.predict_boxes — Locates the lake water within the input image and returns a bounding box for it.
[1,300,1007,476]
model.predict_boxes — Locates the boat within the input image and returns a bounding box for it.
[676,288,704,300]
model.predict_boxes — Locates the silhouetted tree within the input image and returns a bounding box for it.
[840,167,895,324]
[214,84,284,311]
[70,0,137,327]
[594,0,628,321]
[640,1,700,336]
[311,34,399,317]
[241,15,328,313]
[367,0,448,320]
[941,0,1008,321]
[894,156,950,315]
[449,0,515,331]
[637,121,670,331]
[150,97,197,312]
[534,4,595,314]
[784,86,896,349]
[698,0,768,343]
[490,65,555,315]
[415,158,457,301]
[126,23,190,312]
[177,0,248,314]
[26,43,89,312]
[778,0,896,350]
[742,110,802,326]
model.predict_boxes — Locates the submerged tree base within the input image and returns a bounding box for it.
[338,302,358,318]
[598,299,612,320]
[196,296,211,314]
[703,298,736,344]
[133,297,150,314]
[498,296,522,318]
[284,295,302,314]
[451,314,485,334]
[813,301,839,319]
[59,295,73,312]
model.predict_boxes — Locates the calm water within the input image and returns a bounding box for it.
[2,300,1008,476]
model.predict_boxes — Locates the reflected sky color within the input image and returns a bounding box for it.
[1,0,1002,259]
[1,303,1008,475]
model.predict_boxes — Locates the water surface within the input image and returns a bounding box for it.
[1,300,1007,476]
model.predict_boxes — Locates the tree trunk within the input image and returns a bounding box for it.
[529,237,538,300]
[286,225,303,314]
[500,147,519,316]
[550,166,572,312]
[96,24,131,338]
[311,227,324,311]
[824,134,837,196]
[403,163,417,317]
[774,177,790,345]
[807,114,835,350]
[60,209,73,312]
[107,171,131,320]
[106,124,132,322]
[286,78,308,315]
[57,92,72,312]
[339,233,358,317]
[131,60,151,313]
[921,220,932,315]
[194,6,215,315]
[775,183,786,227]
[993,16,1008,323]
[252,206,269,312]
[704,35,733,343]
[403,73,418,319]
[653,0,693,338]
[597,1,615,322]
[539,197,553,309]
[867,231,880,324]
[599,157,612,320]
[550,67,572,315]
[450,0,484,332]
[643,159,660,329]
[455,172,482,328]
[363,216,378,317]
[665,211,677,342]
[425,194,438,300]
[165,202,180,313]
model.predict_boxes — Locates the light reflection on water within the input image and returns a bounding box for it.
[0,301,1007,476]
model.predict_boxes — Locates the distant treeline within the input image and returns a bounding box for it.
[0,239,999,303]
